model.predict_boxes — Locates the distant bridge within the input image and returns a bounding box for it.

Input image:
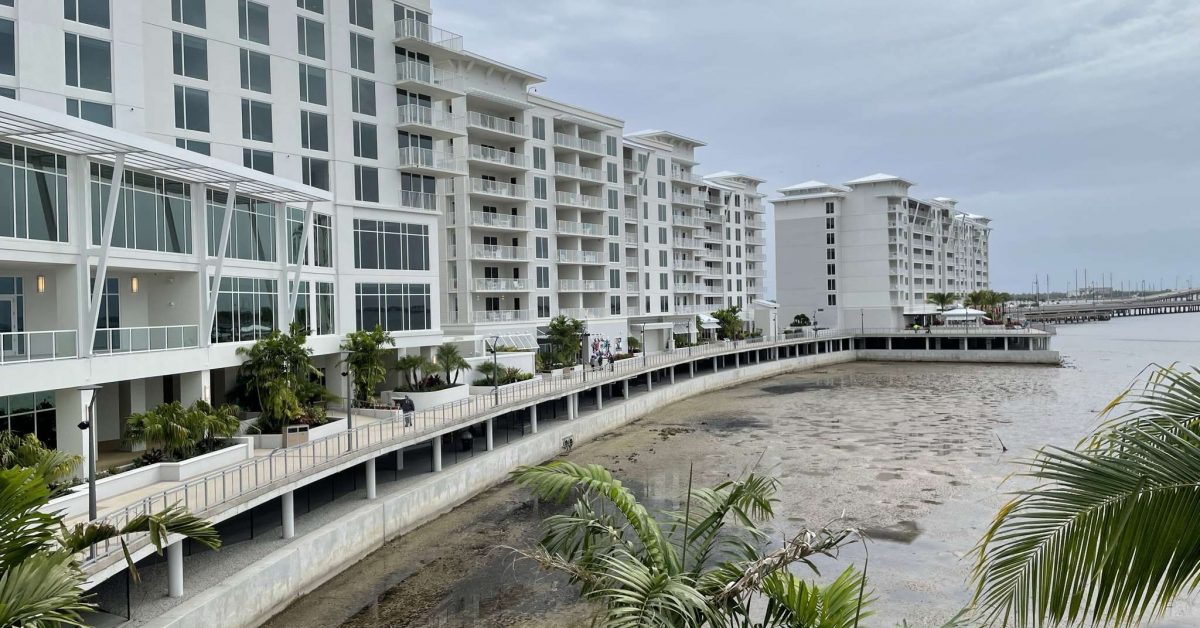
[1016,289,1200,323]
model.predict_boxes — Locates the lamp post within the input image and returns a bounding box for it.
[487,335,500,404]
[341,351,354,441]
[580,330,591,382]
[640,326,647,366]
[77,384,102,557]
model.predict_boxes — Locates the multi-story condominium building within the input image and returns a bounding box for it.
[772,173,990,330]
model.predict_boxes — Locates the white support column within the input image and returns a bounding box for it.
[622,380,629,399]
[84,153,126,357]
[690,361,695,377]
[286,202,315,319]
[530,405,538,433]
[365,457,376,500]
[647,371,653,391]
[395,448,404,470]
[167,540,184,598]
[596,386,603,410]
[713,356,718,371]
[568,395,576,420]
[54,389,88,478]
[669,368,675,384]
[202,184,238,342]
[281,491,295,539]
[485,419,494,451]
[735,354,740,368]
[179,370,211,405]
[432,435,443,471]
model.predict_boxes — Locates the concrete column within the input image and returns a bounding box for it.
[596,386,603,410]
[54,388,89,479]
[735,354,740,368]
[365,457,376,500]
[689,361,695,377]
[395,448,404,470]
[530,405,538,433]
[622,380,629,399]
[281,491,295,539]
[713,356,718,371]
[568,395,576,420]
[432,435,443,471]
[647,372,653,391]
[485,419,494,451]
[669,367,675,384]
[167,540,184,598]
[179,369,211,405]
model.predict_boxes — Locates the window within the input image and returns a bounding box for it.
[608,216,618,235]
[300,111,328,151]
[65,0,110,28]
[826,233,835,245]
[659,274,667,289]
[65,33,111,92]
[656,158,665,176]
[827,263,836,276]
[297,0,322,13]
[0,390,58,447]
[211,277,276,343]
[827,279,836,291]
[352,121,377,159]
[536,267,549,289]
[609,268,620,288]
[610,296,621,315]
[607,162,617,183]
[355,283,431,332]
[606,135,618,157]
[608,242,618,262]
[0,142,69,242]
[171,0,206,28]
[239,49,270,93]
[173,85,209,132]
[241,99,272,142]
[88,163,191,254]
[242,149,272,174]
[658,227,666,245]
[532,147,545,170]
[354,165,378,202]
[0,20,12,76]
[205,192,275,261]
[172,32,208,80]
[532,117,545,140]
[238,0,269,45]
[657,181,666,199]
[608,189,618,209]
[297,16,325,59]
[298,63,327,105]
[349,0,373,28]
[175,138,209,155]
[827,294,837,306]
[537,296,550,318]
[293,281,334,335]
[657,204,666,221]
[825,201,835,214]
[353,219,429,270]
[534,206,547,229]
[826,248,835,260]
[301,157,329,190]
[533,177,546,200]
[351,76,375,115]
[66,98,113,126]
[660,296,669,312]
[535,237,548,259]
[287,207,333,267]
[350,33,374,72]
[826,217,835,229]
[658,250,667,266]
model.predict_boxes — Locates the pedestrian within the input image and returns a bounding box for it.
[400,395,415,427]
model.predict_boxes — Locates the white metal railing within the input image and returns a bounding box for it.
[397,146,463,173]
[474,278,528,291]
[700,285,724,294]
[91,325,199,355]
[559,279,607,291]
[671,169,704,185]
[674,238,703,249]
[557,249,604,264]
[400,189,439,211]
[701,211,721,222]
[395,61,463,93]
[393,18,463,51]
[0,330,78,364]
[470,243,528,260]
[858,326,1054,336]
[746,266,766,276]
[746,219,767,229]
[746,235,766,245]
[554,162,603,182]
[560,307,607,318]
[672,193,705,206]
[674,283,698,292]
[745,201,765,213]
[555,191,603,209]
[623,183,639,196]
[470,211,526,229]
[624,259,639,268]
[746,252,766,262]
[468,111,527,137]
[673,214,704,227]
[469,178,527,199]
[673,259,703,271]
[468,144,530,168]
[397,104,465,133]
[474,309,530,323]
[675,304,717,314]
[553,132,603,154]
[624,208,639,221]
[623,234,638,245]
[623,159,638,171]
[557,220,603,237]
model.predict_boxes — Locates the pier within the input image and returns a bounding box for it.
[1017,289,1200,323]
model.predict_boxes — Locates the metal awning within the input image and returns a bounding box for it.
[465,88,535,110]
[0,98,332,204]
[696,314,720,330]
[633,322,675,331]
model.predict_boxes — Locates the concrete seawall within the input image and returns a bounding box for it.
[858,349,1061,364]
[143,351,856,628]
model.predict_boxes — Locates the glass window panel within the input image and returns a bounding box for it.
[239,48,270,93]
[238,0,269,45]
[298,64,326,105]
[0,20,14,76]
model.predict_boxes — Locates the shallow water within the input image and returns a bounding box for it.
[265,313,1200,627]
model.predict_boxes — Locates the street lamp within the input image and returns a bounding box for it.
[341,352,354,443]
[487,335,500,404]
[640,326,647,366]
[77,384,103,555]
[580,330,591,382]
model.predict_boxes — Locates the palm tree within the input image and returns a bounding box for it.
[971,364,1200,627]
[0,432,80,497]
[341,325,396,403]
[0,467,220,626]
[125,401,241,460]
[434,343,471,385]
[511,461,870,627]
[236,323,318,426]
[395,353,434,392]
[925,292,957,311]
[546,315,584,367]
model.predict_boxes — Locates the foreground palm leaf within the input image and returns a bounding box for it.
[972,363,1200,626]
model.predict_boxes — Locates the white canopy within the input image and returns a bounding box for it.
[939,308,986,319]
[697,314,720,330]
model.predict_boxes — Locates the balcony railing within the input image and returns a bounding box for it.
[557,249,604,264]
[673,258,703,271]
[674,283,698,292]
[559,279,608,291]
[393,18,463,52]
[672,214,704,227]
[700,285,724,295]
[560,307,606,319]
[397,147,463,174]
[673,237,703,249]
[555,190,603,210]
[672,193,705,207]
[470,211,526,229]
[92,325,200,356]
[468,144,530,169]
[474,278,528,291]
[467,111,526,137]
[395,61,463,93]
[0,330,78,364]
[675,304,717,315]
[474,310,530,323]
[745,201,765,213]
[671,169,704,185]
[624,208,638,221]
[399,190,439,212]
[557,220,604,237]
[623,159,638,172]
[624,259,639,269]
[746,235,767,245]
[470,243,529,261]
[397,104,464,134]
[553,132,603,155]
[469,178,527,199]
[623,234,639,245]
[746,219,767,230]
[553,162,603,182]
[623,183,639,196]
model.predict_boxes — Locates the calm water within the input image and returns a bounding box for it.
[267,313,1200,627]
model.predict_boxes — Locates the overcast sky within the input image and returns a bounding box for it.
[438,0,1200,295]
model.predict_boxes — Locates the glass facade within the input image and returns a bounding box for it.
[294,280,334,335]
[211,276,276,344]
[353,219,429,271]
[355,283,431,332]
[0,142,69,243]
[287,207,333,267]
[89,164,191,254]
[0,391,56,447]
[206,191,276,262]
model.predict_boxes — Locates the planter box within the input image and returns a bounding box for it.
[469,376,540,396]
[306,418,349,442]
[392,384,469,410]
[160,441,252,482]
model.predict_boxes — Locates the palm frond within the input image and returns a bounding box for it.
[586,551,714,628]
[760,565,873,628]
[712,527,861,604]
[0,467,59,569]
[0,550,90,627]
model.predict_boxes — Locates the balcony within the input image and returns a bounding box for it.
[745,201,766,213]
[674,283,698,292]
[553,162,603,183]
[397,147,464,176]
[470,243,529,261]
[623,159,638,172]
[469,177,527,201]
[671,169,704,186]
[673,237,703,250]
[746,265,766,277]
[703,211,722,223]
[746,218,767,230]
[0,330,78,364]
[623,183,639,196]
[745,252,766,262]
[555,190,603,210]
[623,208,638,221]
[672,258,703,271]
[397,104,464,139]
[474,278,528,292]
[623,234,639,245]
[559,279,608,291]
[395,61,464,98]
[672,193,705,207]
[560,307,606,319]
[557,249,604,264]
[393,18,464,54]
[746,235,767,246]
[474,310,530,323]
[467,111,526,139]
[557,220,604,237]
[470,211,527,230]
[467,144,530,172]
[399,190,439,212]
[672,214,704,228]
[700,285,724,295]
[624,258,639,269]
[92,325,200,355]
[553,132,603,155]
[675,304,717,315]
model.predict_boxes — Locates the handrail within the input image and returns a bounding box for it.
[92,325,200,355]
[0,329,78,364]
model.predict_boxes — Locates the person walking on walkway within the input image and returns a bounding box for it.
[399,395,415,427]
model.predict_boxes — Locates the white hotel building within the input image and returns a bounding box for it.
[0,0,768,465]
[772,174,990,330]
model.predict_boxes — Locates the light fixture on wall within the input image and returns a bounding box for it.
[130,276,139,294]
[36,275,46,293]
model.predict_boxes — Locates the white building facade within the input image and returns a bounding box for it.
[772,174,990,330]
